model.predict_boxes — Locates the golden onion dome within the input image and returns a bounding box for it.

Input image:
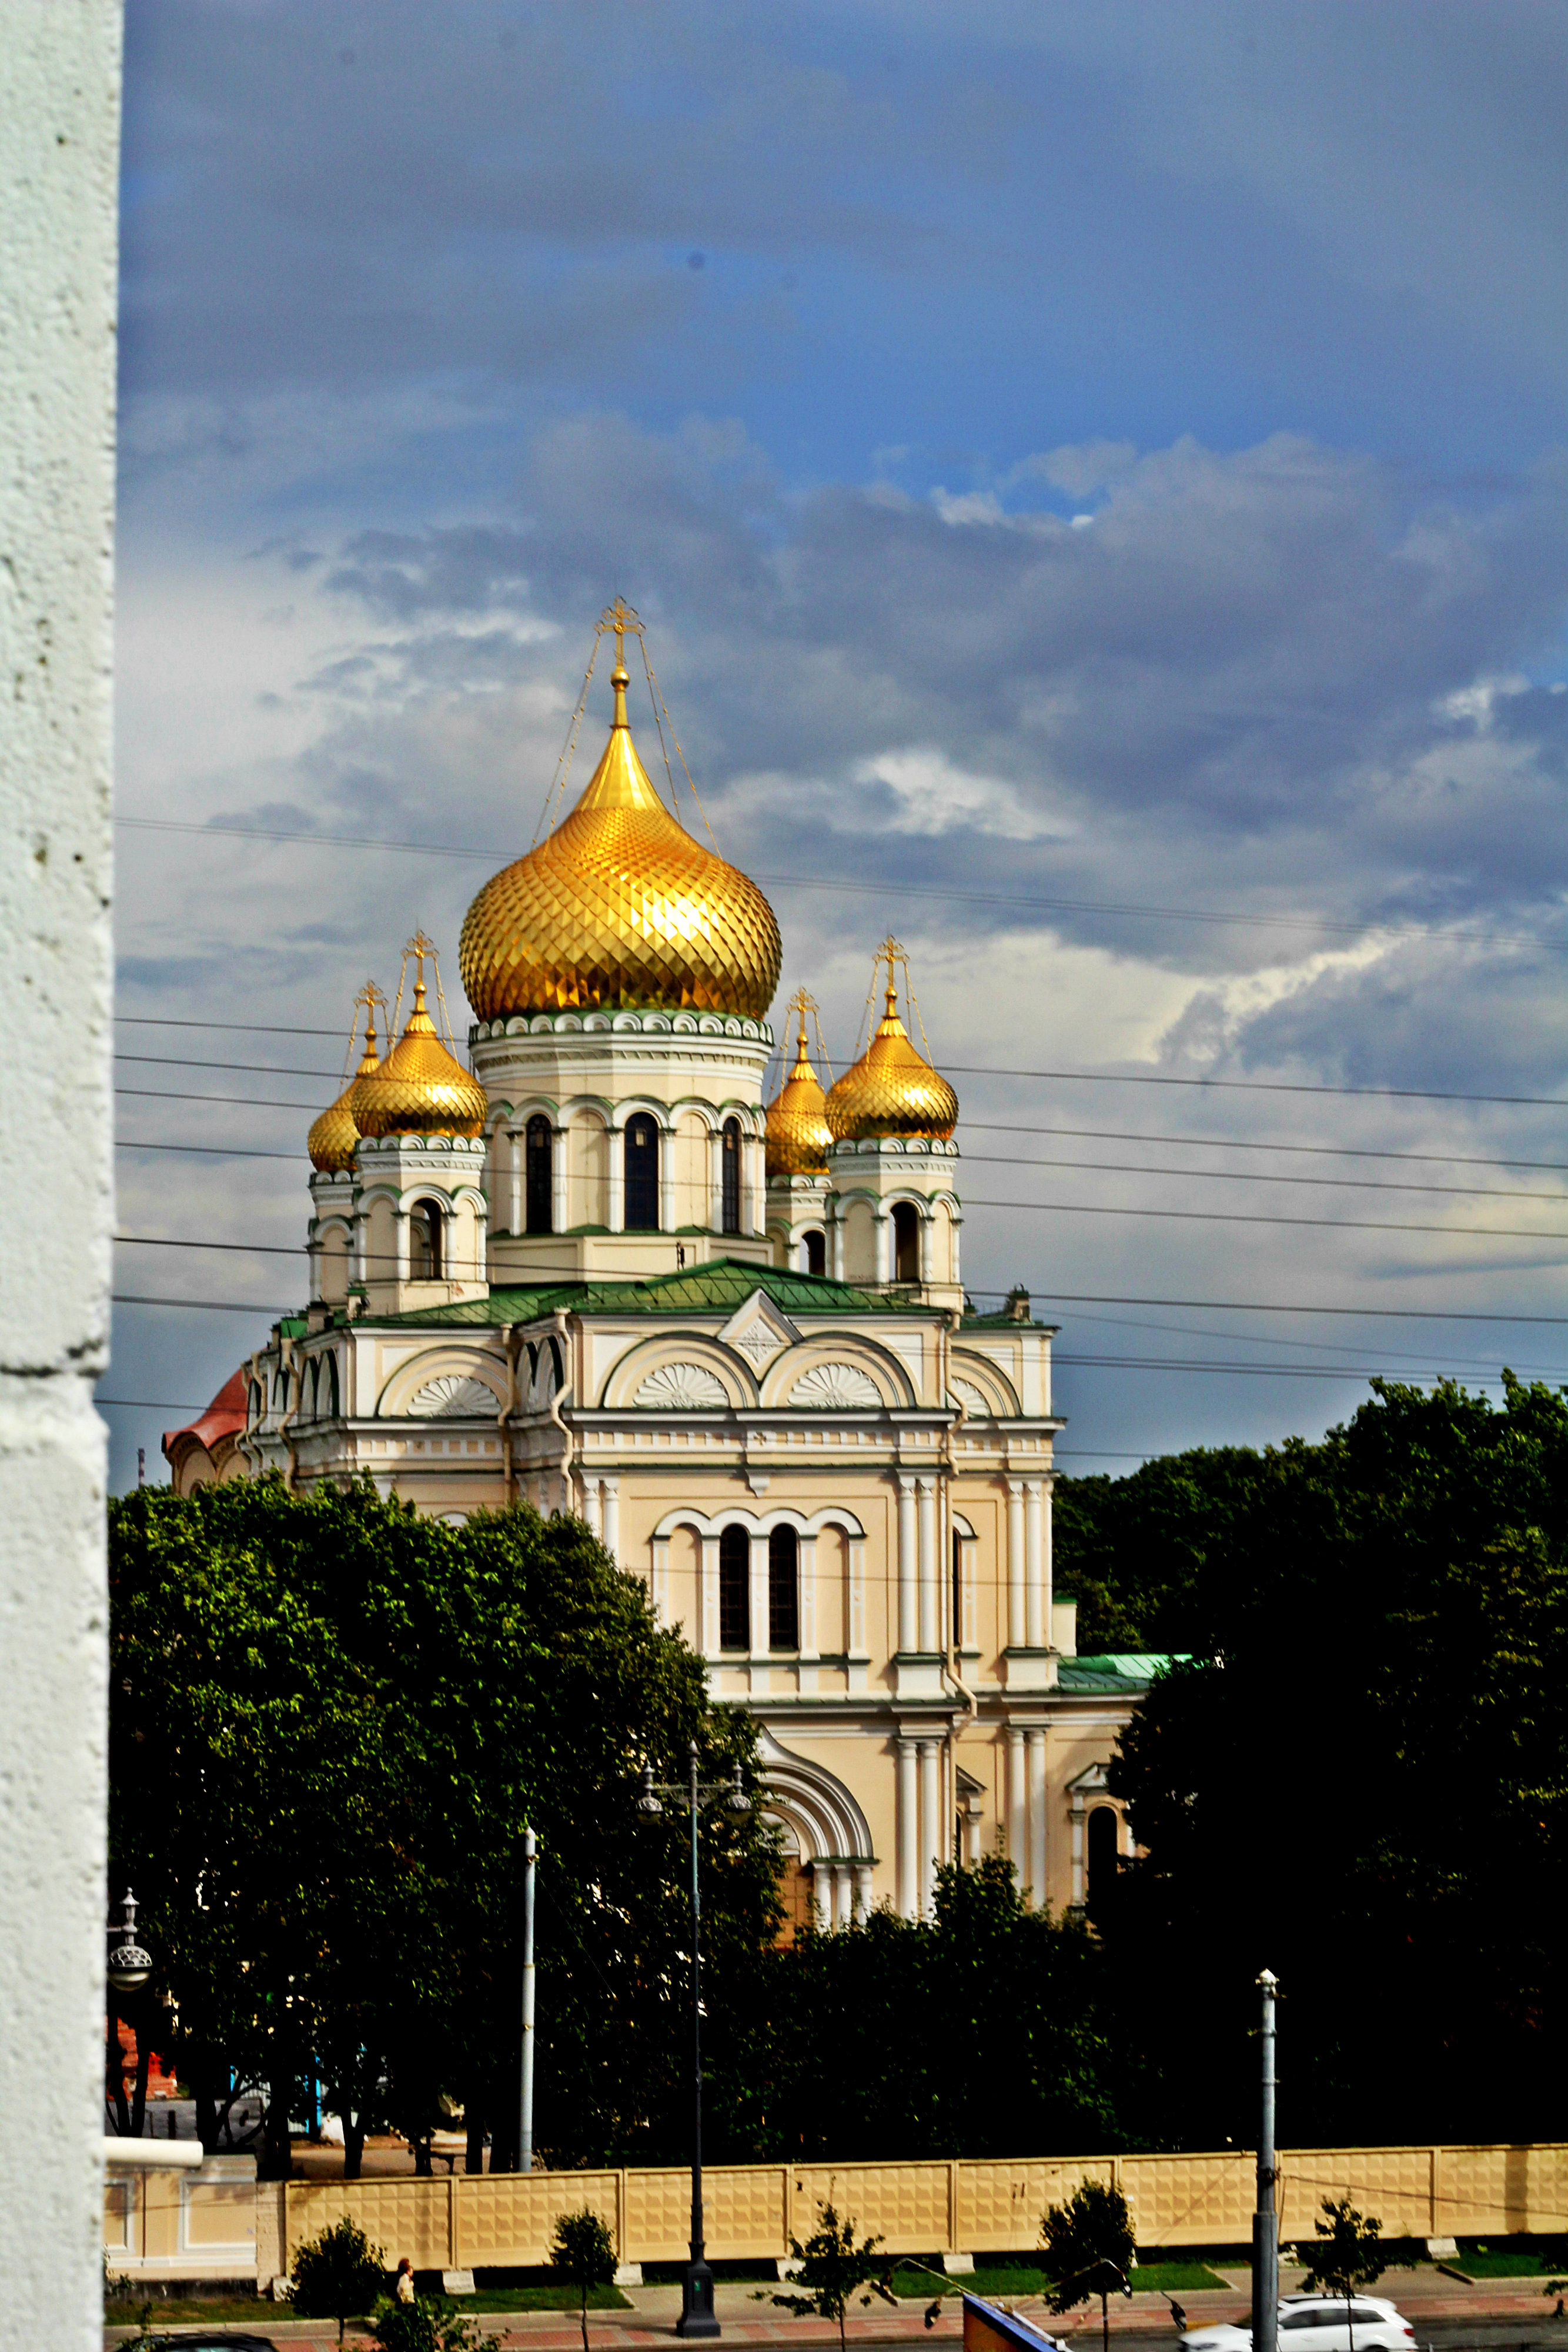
[459,652,781,1021]
[825,973,958,1143]
[350,977,488,1140]
[307,1085,360,1174]
[307,1000,382,1172]
[765,1004,833,1177]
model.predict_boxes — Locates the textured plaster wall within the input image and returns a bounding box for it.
[0,7,121,2347]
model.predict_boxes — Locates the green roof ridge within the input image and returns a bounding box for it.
[376,1256,934,1328]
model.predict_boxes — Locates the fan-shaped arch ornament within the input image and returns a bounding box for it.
[633,1361,730,1411]
[788,1361,883,1411]
[408,1374,499,1419]
[948,1377,992,1418]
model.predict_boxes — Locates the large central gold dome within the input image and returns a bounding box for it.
[460,656,781,1021]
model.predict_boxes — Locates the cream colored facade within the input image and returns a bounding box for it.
[168,621,1159,1923]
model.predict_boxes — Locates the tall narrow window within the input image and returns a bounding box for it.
[1086,1805,1119,1913]
[718,1524,750,1650]
[768,1524,800,1651]
[721,1116,742,1235]
[409,1201,442,1279]
[526,1114,553,1233]
[891,1201,920,1283]
[625,1114,660,1230]
[952,1528,964,1652]
[326,1352,340,1419]
[803,1229,825,1277]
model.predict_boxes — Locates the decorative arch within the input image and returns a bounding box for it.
[599,1332,757,1413]
[947,1349,1021,1417]
[754,1726,874,1866]
[757,1333,914,1411]
[375,1346,507,1419]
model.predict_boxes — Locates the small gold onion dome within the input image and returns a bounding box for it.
[459,652,781,1020]
[825,970,958,1142]
[307,1002,382,1172]
[765,1006,833,1177]
[350,976,487,1140]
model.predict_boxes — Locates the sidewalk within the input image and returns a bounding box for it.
[105,2269,1567,2351]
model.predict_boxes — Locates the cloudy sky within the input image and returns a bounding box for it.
[105,0,1567,1492]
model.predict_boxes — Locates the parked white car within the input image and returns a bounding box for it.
[1180,2295,1416,2352]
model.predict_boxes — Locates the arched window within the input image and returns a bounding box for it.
[721,1116,742,1235]
[718,1524,750,1651]
[803,1228,825,1278]
[409,1201,442,1279]
[891,1201,920,1283]
[526,1114,553,1234]
[305,1360,319,1418]
[326,1352,340,1419]
[1087,1805,1119,1913]
[625,1114,660,1231]
[768,1524,800,1651]
[249,1382,263,1426]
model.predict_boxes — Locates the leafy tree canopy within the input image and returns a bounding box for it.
[108,1476,781,2173]
[1094,1376,1568,2148]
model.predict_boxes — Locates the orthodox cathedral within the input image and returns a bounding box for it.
[166,606,1159,1927]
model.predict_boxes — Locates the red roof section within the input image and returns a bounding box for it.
[162,1367,249,1462]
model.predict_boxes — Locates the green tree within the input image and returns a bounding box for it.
[1297,2196,1386,2352]
[371,2291,490,2352]
[1042,2178,1135,2352]
[108,1476,781,2175]
[289,2214,386,2347]
[549,2206,618,2352]
[764,2200,887,2352]
[1096,1377,1568,2148]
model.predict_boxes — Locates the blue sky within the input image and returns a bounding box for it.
[105,0,1567,1491]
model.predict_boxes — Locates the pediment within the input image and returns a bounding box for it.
[718,1288,801,1375]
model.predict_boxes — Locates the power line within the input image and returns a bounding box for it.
[114,812,1568,957]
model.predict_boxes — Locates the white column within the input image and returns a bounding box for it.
[648,1535,668,1625]
[582,1475,602,1541]
[1070,1801,1085,1910]
[919,1205,932,1286]
[1027,1726,1048,1908]
[852,1862,874,1920]
[848,1537,866,1656]
[1007,1478,1026,1648]
[658,1124,675,1233]
[798,1533,818,1658]
[917,1475,937,1652]
[830,1206,845,1282]
[897,1737,919,1919]
[833,1862,852,1935]
[749,1529,769,1659]
[896,1475,918,1653]
[551,1124,569,1234]
[1007,1726,1027,1885]
[1025,1479,1044,1649]
[708,1128,724,1230]
[747,1130,765,1236]
[509,1131,522,1235]
[1042,1476,1054,1639]
[951,1211,962,1284]
[700,1534,720,1658]
[607,1121,624,1233]
[394,1206,409,1283]
[600,1475,620,1566]
[874,1211,890,1285]
[919,1736,941,1919]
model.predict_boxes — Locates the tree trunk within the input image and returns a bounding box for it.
[261,2083,293,2179]
[465,2098,486,2174]
[343,2111,366,2181]
[129,2010,153,2139]
[413,2133,432,2177]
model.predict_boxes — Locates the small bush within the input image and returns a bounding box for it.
[289,2214,386,2347]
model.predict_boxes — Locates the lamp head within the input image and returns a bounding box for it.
[725,1761,750,1815]
[106,1887,153,1996]
[636,1762,664,1818]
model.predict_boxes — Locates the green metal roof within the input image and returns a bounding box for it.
[375,1256,936,1329]
[1057,1652,1183,1692]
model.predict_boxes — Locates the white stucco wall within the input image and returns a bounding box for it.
[0,8,121,2347]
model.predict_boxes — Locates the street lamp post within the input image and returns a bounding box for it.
[106,1890,155,2139]
[637,1743,749,2341]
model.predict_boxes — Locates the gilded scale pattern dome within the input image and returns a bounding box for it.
[351,978,488,1140]
[765,1005,833,1176]
[825,973,958,1142]
[307,1007,381,1173]
[459,654,781,1020]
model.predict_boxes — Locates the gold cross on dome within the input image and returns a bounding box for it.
[406,928,438,982]
[600,596,643,670]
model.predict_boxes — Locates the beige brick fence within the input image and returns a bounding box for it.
[106,2143,1568,2290]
